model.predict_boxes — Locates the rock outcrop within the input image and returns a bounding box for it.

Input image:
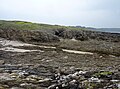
[0,28,60,43]
[0,25,120,43]
[52,29,120,42]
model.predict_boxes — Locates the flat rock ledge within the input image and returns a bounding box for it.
[0,64,119,89]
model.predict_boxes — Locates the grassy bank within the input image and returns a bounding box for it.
[0,20,85,31]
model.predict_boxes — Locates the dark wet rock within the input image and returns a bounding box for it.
[47,69,120,89]
[68,80,79,89]
[53,29,120,42]
[93,71,113,80]
[0,63,119,89]
[84,71,96,78]
[112,72,120,80]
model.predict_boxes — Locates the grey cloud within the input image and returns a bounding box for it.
[0,0,120,27]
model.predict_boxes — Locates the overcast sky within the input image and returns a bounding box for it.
[0,0,120,28]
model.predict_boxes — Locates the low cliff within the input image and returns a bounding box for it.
[0,20,120,43]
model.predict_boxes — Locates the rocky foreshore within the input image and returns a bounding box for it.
[0,21,120,89]
[0,63,120,89]
[0,37,120,89]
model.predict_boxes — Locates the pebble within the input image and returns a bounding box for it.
[0,73,14,81]
[48,84,57,89]
[20,83,28,87]
[78,71,87,75]
[11,87,23,89]
[18,71,29,78]
[117,83,120,89]
[38,78,52,83]
[110,80,120,82]
[27,75,40,79]
[88,77,103,83]
[0,60,5,65]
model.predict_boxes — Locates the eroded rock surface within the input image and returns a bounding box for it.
[0,28,120,89]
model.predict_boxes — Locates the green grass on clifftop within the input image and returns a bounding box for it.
[0,20,86,31]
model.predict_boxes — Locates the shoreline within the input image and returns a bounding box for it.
[0,21,120,89]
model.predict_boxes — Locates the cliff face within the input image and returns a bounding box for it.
[0,28,60,43]
[0,20,120,43]
[52,29,120,42]
[62,30,120,42]
[0,28,120,43]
